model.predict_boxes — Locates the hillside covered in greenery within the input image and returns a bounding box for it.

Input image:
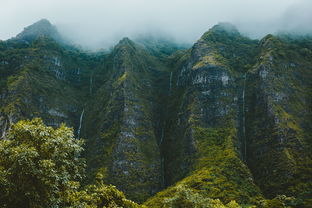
[0,19,311,208]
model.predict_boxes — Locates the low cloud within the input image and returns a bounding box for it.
[0,0,311,49]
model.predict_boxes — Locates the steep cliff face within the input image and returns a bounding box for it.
[1,20,312,207]
[162,24,259,184]
[0,38,96,137]
[83,38,171,202]
[145,23,263,207]
[0,20,180,203]
[245,35,312,200]
[145,25,312,207]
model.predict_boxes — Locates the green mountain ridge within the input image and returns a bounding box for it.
[0,20,311,207]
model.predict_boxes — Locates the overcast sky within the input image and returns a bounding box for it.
[1,0,311,49]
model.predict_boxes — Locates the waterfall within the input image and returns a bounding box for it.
[242,73,247,161]
[159,123,166,187]
[161,156,165,187]
[77,68,81,81]
[1,120,7,139]
[159,127,164,146]
[89,76,93,94]
[77,109,84,138]
[169,72,173,93]
[159,126,165,187]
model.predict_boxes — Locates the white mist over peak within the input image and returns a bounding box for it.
[1,0,311,49]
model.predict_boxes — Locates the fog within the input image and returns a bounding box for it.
[1,0,311,49]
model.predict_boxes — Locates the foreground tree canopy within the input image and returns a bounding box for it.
[0,118,141,208]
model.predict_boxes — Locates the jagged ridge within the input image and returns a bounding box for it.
[0,20,312,207]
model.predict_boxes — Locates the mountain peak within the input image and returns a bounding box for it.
[200,23,244,43]
[15,18,61,42]
[113,37,138,51]
[34,18,52,26]
[118,37,133,45]
[210,22,239,35]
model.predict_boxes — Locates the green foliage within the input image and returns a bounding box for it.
[83,37,167,202]
[63,182,144,208]
[0,118,85,208]
[200,23,259,73]
[145,127,263,207]
[245,34,312,206]
[144,183,243,208]
[0,118,143,208]
[1,22,312,208]
[192,127,262,204]
[256,195,298,208]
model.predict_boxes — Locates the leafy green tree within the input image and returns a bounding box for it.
[0,118,143,208]
[63,181,142,208]
[0,118,85,208]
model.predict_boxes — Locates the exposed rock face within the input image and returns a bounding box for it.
[245,35,312,199]
[1,20,312,206]
[162,25,258,186]
[145,25,312,207]
[83,38,163,202]
[148,24,264,206]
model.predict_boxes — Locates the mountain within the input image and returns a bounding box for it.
[15,19,63,43]
[144,24,312,208]
[0,20,311,207]
[83,37,168,201]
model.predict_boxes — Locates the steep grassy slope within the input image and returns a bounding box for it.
[0,20,184,203]
[82,38,172,202]
[162,23,259,184]
[1,20,312,207]
[0,37,98,136]
[245,34,312,205]
[145,25,312,208]
[145,24,263,207]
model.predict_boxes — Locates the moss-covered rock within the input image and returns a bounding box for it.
[1,20,311,207]
[245,35,312,205]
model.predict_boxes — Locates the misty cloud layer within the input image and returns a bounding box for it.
[1,0,311,49]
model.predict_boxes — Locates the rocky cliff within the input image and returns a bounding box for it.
[0,20,311,207]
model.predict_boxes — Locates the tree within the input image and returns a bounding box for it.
[0,118,143,208]
[0,118,85,208]
[63,181,142,208]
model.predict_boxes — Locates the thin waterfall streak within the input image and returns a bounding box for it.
[89,76,93,94]
[77,109,85,138]
[161,156,165,187]
[1,120,7,139]
[242,73,247,161]
[169,72,173,93]
[160,127,164,146]
[159,122,166,187]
